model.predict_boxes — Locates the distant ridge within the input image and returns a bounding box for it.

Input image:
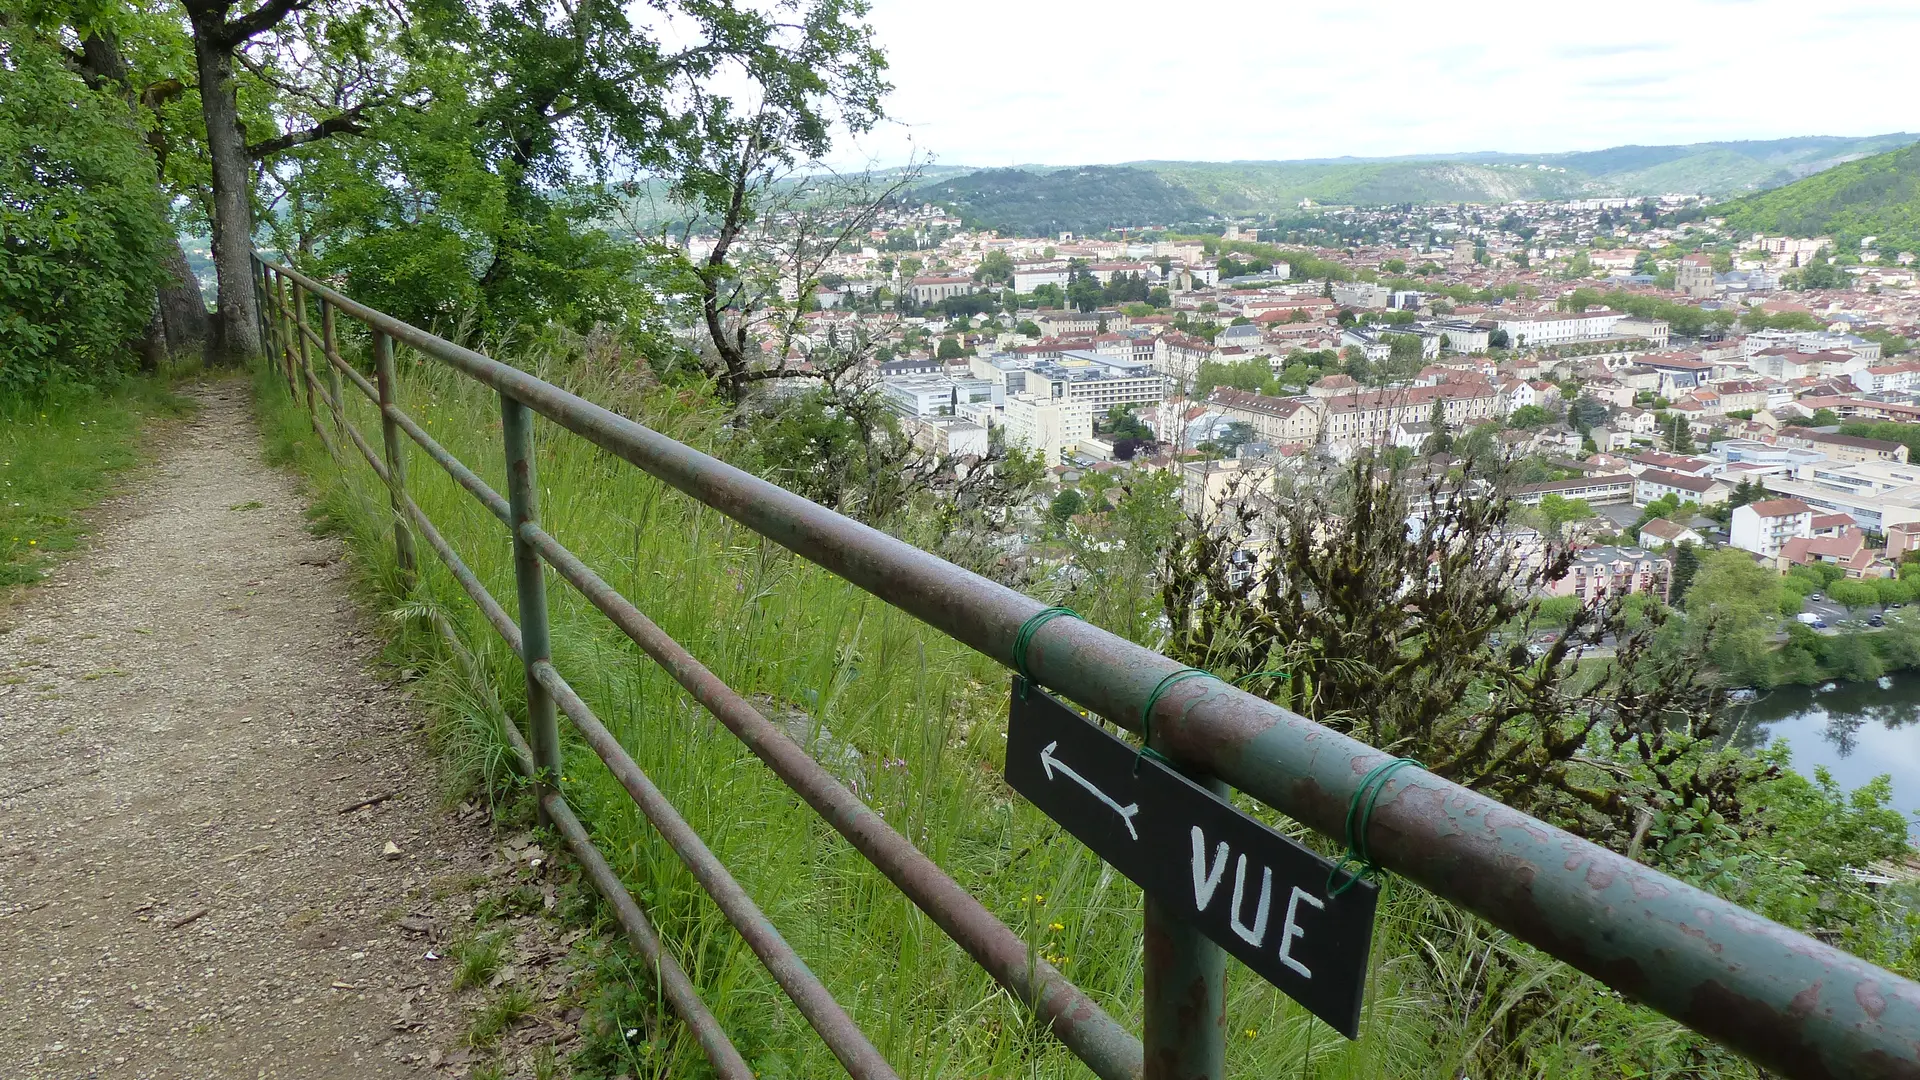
[911,133,1920,233]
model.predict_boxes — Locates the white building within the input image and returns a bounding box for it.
[1763,458,1920,532]
[1730,498,1815,558]
[1331,282,1391,309]
[1002,394,1094,467]
[880,375,997,418]
[1013,265,1071,293]
[1493,309,1626,348]
[1026,352,1167,412]
[1634,469,1724,507]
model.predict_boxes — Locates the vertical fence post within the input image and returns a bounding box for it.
[1142,775,1228,1080]
[275,273,296,395]
[293,282,316,420]
[502,394,561,817]
[253,259,268,359]
[372,331,418,588]
[320,298,345,431]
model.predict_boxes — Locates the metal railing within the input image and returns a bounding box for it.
[252,252,1920,1080]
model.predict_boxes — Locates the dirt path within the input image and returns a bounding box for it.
[0,382,496,1078]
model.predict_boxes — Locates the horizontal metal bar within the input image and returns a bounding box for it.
[519,521,1143,1079]
[476,663,756,1080]
[539,791,756,1080]
[302,354,887,1077]
[322,343,381,405]
[261,255,1920,1080]
[530,659,900,1080]
[299,376,516,654]
[384,402,513,524]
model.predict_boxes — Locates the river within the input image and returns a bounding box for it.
[1731,671,1920,827]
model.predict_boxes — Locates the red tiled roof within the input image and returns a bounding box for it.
[1747,498,1813,518]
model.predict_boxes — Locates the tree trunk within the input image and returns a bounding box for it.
[191,26,260,364]
[78,29,212,363]
[154,235,211,359]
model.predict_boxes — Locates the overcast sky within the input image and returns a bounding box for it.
[827,0,1920,169]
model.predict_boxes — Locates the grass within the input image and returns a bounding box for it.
[0,376,195,594]
[252,338,1771,1079]
[469,983,539,1046]
[452,929,511,992]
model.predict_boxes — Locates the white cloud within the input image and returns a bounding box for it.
[828,0,1919,169]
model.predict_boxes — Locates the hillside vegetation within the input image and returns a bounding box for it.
[911,166,1207,234]
[1719,142,1920,254]
[912,134,1919,233]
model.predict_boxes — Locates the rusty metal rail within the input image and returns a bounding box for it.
[254,252,1920,1080]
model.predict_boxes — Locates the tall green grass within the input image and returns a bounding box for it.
[254,340,1762,1080]
[1,376,194,593]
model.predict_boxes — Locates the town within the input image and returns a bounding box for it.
[715,194,1920,617]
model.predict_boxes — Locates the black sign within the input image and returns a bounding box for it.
[1005,679,1378,1038]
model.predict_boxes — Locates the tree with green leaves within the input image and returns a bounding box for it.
[974,249,1013,285]
[17,1,211,362]
[0,24,170,392]
[1425,398,1453,456]
[1669,541,1700,606]
[1660,413,1695,452]
[1507,404,1550,429]
[1829,579,1879,614]
[1534,494,1594,536]
[1048,487,1084,529]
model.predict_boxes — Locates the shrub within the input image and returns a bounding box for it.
[0,28,168,395]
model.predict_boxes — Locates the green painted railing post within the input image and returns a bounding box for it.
[372,331,418,588]
[502,394,561,817]
[253,258,269,360]
[1143,774,1228,1080]
[293,282,316,420]
[320,299,346,434]
[275,272,296,395]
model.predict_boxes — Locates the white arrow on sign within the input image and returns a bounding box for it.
[1039,740,1141,839]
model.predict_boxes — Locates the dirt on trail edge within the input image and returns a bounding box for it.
[0,382,553,1078]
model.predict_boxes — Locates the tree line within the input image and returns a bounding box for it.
[2,0,890,398]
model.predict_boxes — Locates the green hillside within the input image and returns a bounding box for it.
[1136,160,1587,211]
[1134,134,1918,209]
[911,166,1208,234]
[1718,142,1920,254]
[911,135,1920,234]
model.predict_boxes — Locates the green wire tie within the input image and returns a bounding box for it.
[1326,756,1423,898]
[1136,667,1216,774]
[1012,606,1078,698]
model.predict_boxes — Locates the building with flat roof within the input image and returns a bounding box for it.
[1002,394,1094,467]
[879,375,997,419]
[1025,351,1166,412]
[1762,458,1920,532]
[1514,474,1635,506]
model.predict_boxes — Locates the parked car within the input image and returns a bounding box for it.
[1870,614,1886,627]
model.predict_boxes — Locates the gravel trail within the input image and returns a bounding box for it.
[0,382,493,1078]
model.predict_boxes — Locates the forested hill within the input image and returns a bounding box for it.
[1717,142,1920,254]
[912,166,1209,234]
[913,134,1918,234]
